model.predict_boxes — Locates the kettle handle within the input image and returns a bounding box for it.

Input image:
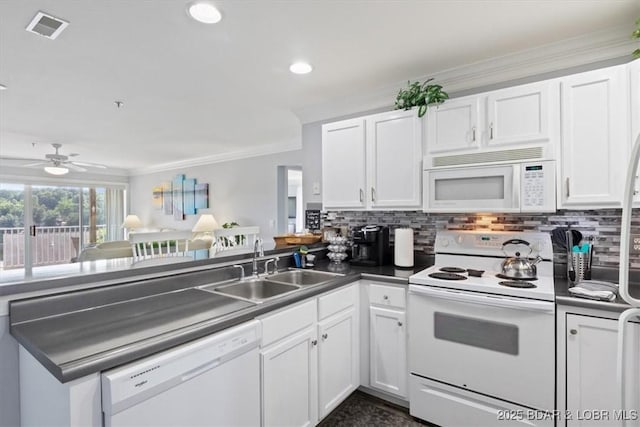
[502,239,530,247]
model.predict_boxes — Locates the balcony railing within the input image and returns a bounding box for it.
[0,225,107,269]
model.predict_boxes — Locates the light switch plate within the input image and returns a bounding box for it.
[312,182,321,195]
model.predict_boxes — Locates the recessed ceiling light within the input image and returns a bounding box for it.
[290,62,313,75]
[187,2,222,24]
[0,84,6,90]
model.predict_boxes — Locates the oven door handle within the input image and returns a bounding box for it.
[409,285,555,313]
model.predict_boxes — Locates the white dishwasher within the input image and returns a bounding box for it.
[101,320,261,427]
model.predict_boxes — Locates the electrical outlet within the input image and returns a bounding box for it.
[631,234,640,255]
[312,182,321,195]
[269,219,275,229]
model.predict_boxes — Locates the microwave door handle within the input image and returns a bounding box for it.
[409,285,554,313]
[512,165,520,209]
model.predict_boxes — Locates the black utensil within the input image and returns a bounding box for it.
[567,230,576,282]
[571,230,583,247]
[551,227,568,250]
[584,237,594,280]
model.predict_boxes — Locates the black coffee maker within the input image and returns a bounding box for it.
[350,225,390,266]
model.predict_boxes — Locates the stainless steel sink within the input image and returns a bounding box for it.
[267,270,343,286]
[201,279,300,302]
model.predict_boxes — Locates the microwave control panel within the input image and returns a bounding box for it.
[521,161,555,212]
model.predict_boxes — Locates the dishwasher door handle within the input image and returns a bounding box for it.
[181,358,221,382]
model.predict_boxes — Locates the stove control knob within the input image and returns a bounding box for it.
[438,238,449,247]
[456,235,464,244]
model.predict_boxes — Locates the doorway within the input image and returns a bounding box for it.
[276,166,303,235]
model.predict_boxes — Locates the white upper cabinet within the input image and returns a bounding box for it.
[367,110,422,208]
[322,109,422,210]
[485,82,555,148]
[559,65,629,208]
[425,96,480,154]
[322,118,367,209]
[424,80,558,170]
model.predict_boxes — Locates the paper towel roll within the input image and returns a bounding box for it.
[394,228,414,267]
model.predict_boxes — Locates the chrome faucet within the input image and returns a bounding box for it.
[264,256,279,275]
[252,238,264,276]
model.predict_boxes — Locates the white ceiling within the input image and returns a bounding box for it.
[0,0,638,174]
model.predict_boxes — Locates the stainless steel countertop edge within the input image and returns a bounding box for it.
[11,272,361,383]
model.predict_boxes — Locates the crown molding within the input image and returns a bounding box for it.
[128,140,302,176]
[294,25,638,124]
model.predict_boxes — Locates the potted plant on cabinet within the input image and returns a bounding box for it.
[394,78,449,118]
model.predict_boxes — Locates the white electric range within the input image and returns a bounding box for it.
[408,230,556,427]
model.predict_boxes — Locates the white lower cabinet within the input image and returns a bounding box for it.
[260,284,359,426]
[261,327,318,427]
[369,306,407,397]
[366,282,407,399]
[558,306,640,427]
[318,307,359,418]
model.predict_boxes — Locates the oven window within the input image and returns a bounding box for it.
[434,312,518,355]
[434,176,505,201]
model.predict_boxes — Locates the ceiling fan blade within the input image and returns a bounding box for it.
[21,161,48,167]
[65,163,87,172]
[0,156,44,162]
[70,161,107,169]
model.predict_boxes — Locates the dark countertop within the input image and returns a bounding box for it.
[553,265,640,313]
[10,254,431,383]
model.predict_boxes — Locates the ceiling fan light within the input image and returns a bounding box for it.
[187,2,222,24]
[44,165,69,175]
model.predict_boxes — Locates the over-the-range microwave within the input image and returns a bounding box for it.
[423,160,556,213]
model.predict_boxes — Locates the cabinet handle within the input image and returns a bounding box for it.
[371,187,376,202]
[359,189,364,203]
[472,127,476,142]
[489,122,494,140]
[566,177,570,198]
[311,339,318,346]
[398,321,403,327]
[570,329,578,335]
[635,176,639,196]
[322,333,328,340]
[383,295,389,300]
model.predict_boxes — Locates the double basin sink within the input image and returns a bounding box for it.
[198,269,344,303]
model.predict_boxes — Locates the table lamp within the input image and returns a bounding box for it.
[122,214,142,239]
[192,214,219,247]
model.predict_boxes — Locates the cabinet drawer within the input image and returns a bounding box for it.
[369,284,406,309]
[318,285,357,320]
[261,299,317,347]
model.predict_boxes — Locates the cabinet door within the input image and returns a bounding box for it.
[322,118,367,209]
[369,306,407,397]
[566,314,640,427]
[367,110,422,208]
[630,59,640,205]
[425,96,480,157]
[485,81,555,148]
[261,327,318,427]
[559,66,628,208]
[317,308,359,419]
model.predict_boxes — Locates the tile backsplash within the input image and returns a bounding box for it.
[322,209,640,268]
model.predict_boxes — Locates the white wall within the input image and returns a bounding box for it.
[128,150,303,246]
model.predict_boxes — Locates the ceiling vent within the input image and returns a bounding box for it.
[26,11,69,40]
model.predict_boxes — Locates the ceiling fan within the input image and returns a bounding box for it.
[2,143,107,175]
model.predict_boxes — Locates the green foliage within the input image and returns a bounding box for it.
[633,17,640,58]
[394,78,449,117]
[0,187,106,228]
[220,221,245,246]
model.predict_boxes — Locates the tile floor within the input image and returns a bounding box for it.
[318,391,432,427]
